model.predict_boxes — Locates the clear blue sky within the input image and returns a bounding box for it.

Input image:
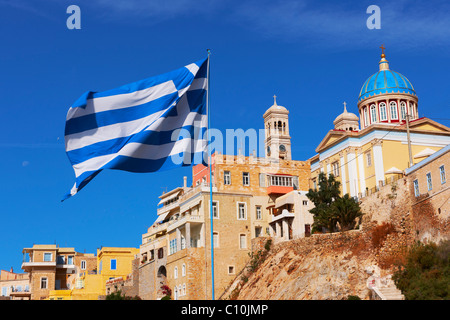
[1,0,449,273]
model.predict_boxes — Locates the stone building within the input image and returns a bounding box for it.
[139,99,313,300]
[0,268,30,300]
[21,244,96,300]
[405,144,449,243]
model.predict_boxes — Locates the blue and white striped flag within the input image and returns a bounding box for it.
[63,58,208,200]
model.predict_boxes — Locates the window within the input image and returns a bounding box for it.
[57,255,65,264]
[390,102,398,120]
[212,201,219,218]
[256,206,262,220]
[379,102,387,121]
[174,267,178,279]
[181,235,186,250]
[364,107,369,126]
[400,102,407,120]
[269,175,293,187]
[41,277,48,289]
[44,253,52,262]
[409,103,414,119]
[413,179,419,197]
[237,203,246,220]
[158,248,164,259]
[440,165,446,184]
[67,256,74,265]
[426,173,432,191]
[182,264,186,277]
[2,287,7,296]
[242,172,250,186]
[81,260,86,270]
[239,234,247,249]
[312,178,317,190]
[228,266,235,274]
[331,161,340,177]
[224,171,231,185]
[169,239,178,255]
[255,226,262,237]
[182,284,186,296]
[366,151,372,167]
[293,176,299,190]
[302,200,308,206]
[370,104,377,123]
[213,232,219,248]
[110,259,117,270]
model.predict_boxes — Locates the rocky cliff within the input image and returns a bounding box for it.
[221,178,429,300]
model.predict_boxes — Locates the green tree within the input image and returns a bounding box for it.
[332,193,363,231]
[306,172,341,232]
[307,172,363,233]
[393,241,449,300]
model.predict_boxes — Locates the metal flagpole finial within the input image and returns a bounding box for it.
[207,49,211,55]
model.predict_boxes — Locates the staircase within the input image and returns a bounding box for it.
[377,286,405,300]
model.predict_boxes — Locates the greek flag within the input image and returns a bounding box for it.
[63,58,208,201]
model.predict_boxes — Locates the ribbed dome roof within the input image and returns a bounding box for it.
[264,95,289,117]
[333,105,359,124]
[358,54,416,102]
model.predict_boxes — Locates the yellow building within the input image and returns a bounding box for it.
[47,246,139,300]
[310,50,450,198]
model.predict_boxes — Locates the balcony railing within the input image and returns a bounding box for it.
[167,213,204,232]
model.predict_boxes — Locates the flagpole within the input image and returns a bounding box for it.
[206,49,215,300]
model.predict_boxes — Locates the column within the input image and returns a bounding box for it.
[357,147,366,196]
[326,159,331,177]
[185,223,191,249]
[176,228,181,252]
[282,219,289,241]
[371,139,385,188]
[276,221,281,239]
[339,152,347,195]
[347,148,358,197]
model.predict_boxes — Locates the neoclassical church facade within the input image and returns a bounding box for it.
[310,50,450,197]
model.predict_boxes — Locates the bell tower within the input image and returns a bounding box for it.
[263,95,292,160]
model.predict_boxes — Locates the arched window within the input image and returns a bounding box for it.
[182,264,186,277]
[370,104,377,123]
[174,267,178,279]
[364,107,369,127]
[409,102,414,119]
[379,102,387,121]
[390,101,398,120]
[400,102,407,120]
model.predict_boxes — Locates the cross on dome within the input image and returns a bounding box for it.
[380,44,386,57]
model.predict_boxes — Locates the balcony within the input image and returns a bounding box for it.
[167,214,204,232]
[21,260,56,271]
[271,209,295,223]
[267,185,293,195]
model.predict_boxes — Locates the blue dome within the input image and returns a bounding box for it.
[358,67,416,102]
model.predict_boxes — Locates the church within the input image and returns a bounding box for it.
[309,49,450,197]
